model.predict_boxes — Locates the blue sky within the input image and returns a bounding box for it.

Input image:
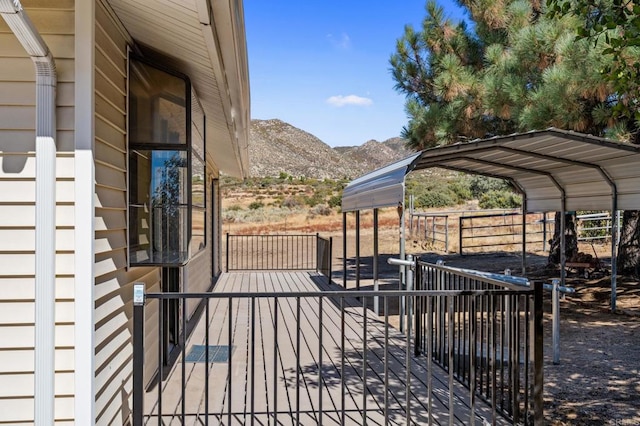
[244,1,468,147]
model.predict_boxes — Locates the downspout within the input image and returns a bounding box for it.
[0,1,57,423]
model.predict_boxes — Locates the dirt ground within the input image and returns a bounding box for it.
[329,231,640,425]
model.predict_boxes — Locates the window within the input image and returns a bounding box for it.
[128,56,205,266]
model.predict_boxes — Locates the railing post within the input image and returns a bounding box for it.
[406,254,414,337]
[342,211,347,287]
[225,233,230,272]
[132,283,145,426]
[399,253,405,333]
[414,257,421,357]
[316,232,324,272]
[533,281,544,423]
[329,236,333,284]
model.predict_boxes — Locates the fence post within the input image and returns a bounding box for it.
[444,216,449,253]
[533,281,544,423]
[458,216,464,255]
[132,283,146,426]
[542,213,548,252]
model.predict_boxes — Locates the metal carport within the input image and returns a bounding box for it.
[341,128,640,311]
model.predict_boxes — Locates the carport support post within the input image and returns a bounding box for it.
[356,210,361,291]
[611,205,618,311]
[373,208,379,315]
[560,203,567,289]
[521,197,528,275]
[399,191,406,332]
[342,211,348,287]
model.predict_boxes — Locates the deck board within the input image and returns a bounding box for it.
[143,271,510,425]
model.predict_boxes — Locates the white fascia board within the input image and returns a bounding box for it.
[198,0,250,178]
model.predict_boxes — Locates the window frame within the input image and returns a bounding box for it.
[127,53,206,267]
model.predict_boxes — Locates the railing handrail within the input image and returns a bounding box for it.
[227,233,319,237]
[226,233,320,272]
[415,259,534,291]
[142,288,532,300]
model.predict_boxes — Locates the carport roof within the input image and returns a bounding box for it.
[342,128,640,213]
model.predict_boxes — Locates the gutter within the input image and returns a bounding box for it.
[0,0,57,423]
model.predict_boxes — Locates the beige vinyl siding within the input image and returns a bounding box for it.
[184,252,211,319]
[0,2,75,424]
[93,3,161,424]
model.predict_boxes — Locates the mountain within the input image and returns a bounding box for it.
[336,138,412,174]
[249,119,412,179]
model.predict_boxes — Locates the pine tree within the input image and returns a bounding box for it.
[546,0,640,276]
[391,0,623,265]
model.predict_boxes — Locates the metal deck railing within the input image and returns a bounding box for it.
[414,261,544,424]
[225,233,332,274]
[132,268,543,425]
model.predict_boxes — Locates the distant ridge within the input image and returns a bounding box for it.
[249,119,411,179]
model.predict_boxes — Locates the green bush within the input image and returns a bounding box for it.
[415,190,456,208]
[226,204,243,211]
[248,201,264,210]
[448,179,472,203]
[328,195,342,208]
[469,176,510,198]
[304,192,324,207]
[478,190,522,209]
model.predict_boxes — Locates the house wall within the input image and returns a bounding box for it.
[0,1,224,423]
[93,3,163,424]
[93,2,220,423]
[0,1,76,423]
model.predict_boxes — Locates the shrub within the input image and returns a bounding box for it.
[478,190,522,209]
[226,204,242,211]
[310,204,332,216]
[248,201,264,210]
[448,179,472,203]
[469,176,510,198]
[328,195,342,208]
[304,192,324,207]
[278,171,290,181]
[415,190,456,208]
[282,196,302,209]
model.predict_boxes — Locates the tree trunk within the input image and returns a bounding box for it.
[616,210,640,276]
[548,212,579,265]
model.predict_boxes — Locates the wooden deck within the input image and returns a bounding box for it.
[143,271,509,425]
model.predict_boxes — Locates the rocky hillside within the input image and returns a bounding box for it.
[249,119,412,179]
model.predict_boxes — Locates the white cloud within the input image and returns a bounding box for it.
[327,32,351,49]
[326,95,373,107]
